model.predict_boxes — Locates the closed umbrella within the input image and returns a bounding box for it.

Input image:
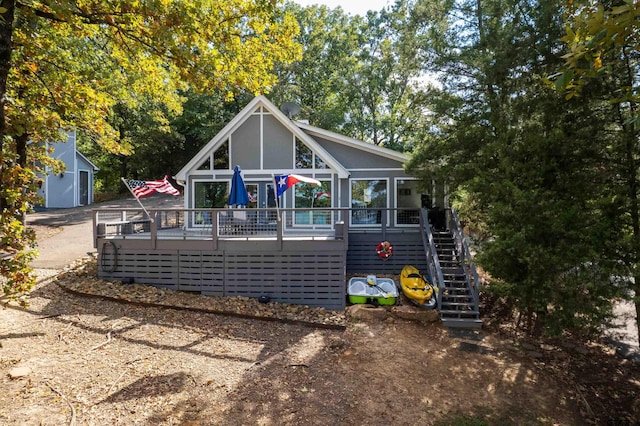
[228,165,249,207]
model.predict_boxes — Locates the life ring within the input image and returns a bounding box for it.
[376,241,393,259]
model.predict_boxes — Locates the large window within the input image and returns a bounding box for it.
[194,181,228,225]
[351,179,387,225]
[396,179,421,225]
[294,180,332,225]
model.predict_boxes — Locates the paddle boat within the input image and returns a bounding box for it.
[400,265,437,309]
[347,275,398,306]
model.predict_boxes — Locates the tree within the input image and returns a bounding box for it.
[555,0,640,343]
[270,2,433,152]
[406,0,623,337]
[269,3,360,130]
[0,0,301,304]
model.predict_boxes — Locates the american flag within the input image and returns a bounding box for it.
[125,176,180,198]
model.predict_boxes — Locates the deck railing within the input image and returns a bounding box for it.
[93,207,422,246]
[420,208,446,307]
[446,208,481,306]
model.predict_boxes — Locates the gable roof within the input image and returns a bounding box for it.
[76,150,99,171]
[295,122,408,163]
[174,96,350,181]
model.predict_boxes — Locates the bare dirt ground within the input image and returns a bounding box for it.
[0,228,638,425]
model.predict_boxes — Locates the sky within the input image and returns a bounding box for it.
[292,0,392,16]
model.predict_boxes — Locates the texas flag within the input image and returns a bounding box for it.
[275,174,321,197]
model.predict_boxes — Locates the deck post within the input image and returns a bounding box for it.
[211,210,218,251]
[381,209,387,241]
[92,210,98,248]
[150,210,157,249]
[277,218,283,250]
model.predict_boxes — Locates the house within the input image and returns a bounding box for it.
[37,130,99,208]
[92,96,481,327]
[174,95,440,224]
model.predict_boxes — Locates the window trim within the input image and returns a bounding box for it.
[349,177,389,227]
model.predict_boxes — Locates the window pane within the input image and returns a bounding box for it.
[351,179,386,224]
[315,155,327,169]
[295,139,312,169]
[246,184,258,209]
[197,157,210,170]
[294,180,331,225]
[397,180,421,225]
[213,140,229,170]
[194,182,228,208]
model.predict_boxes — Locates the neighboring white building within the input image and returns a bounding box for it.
[37,130,99,208]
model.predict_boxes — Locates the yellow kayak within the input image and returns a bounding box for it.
[400,265,436,308]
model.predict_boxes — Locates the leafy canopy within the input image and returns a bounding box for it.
[0,0,301,303]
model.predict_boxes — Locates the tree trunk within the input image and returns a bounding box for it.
[16,132,28,224]
[0,0,16,211]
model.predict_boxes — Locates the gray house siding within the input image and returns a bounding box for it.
[312,136,405,169]
[97,237,348,310]
[263,114,294,169]
[231,115,261,170]
[38,130,98,208]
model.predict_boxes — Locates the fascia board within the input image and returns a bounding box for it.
[264,101,350,179]
[296,122,408,163]
[174,95,265,181]
[175,96,351,181]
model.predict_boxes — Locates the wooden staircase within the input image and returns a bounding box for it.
[432,229,483,329]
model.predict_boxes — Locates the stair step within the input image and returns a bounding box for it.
[442,318,483,329]
[436,254,458,259]
[443,281,469,287]
[433,233,453,238]
[438,303,480,315]
[441,267,465,274]
[440,311,480,317]
[441,294,474,299]
[443,286,471,292]
[441,301,476,307]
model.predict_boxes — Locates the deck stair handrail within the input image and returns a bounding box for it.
[419,208,446,309]
[427,207,482,328]
[447,208,481,307]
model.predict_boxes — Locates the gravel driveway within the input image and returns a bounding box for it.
[27,194,183,270]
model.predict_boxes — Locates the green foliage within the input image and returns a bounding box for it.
[0,0,302,301]
[554,0,640,340]
[406,0,627,337]
[271,1,434,152]
[0,162,39,305]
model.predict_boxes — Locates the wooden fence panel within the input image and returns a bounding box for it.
[98,248,178,289]
[224,252,346,310]
[178,251,224,294]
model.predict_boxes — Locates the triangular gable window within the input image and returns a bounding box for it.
[197,157,211,170]
[213,140,229,170]
[295,138,327,170]
[295,139,312,169]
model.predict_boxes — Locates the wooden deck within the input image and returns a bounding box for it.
[93,207,427,310]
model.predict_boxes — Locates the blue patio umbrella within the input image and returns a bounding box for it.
[228,165,249,207]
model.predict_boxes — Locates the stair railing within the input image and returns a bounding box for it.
[420,208,446,309]
[447,208,481,307]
